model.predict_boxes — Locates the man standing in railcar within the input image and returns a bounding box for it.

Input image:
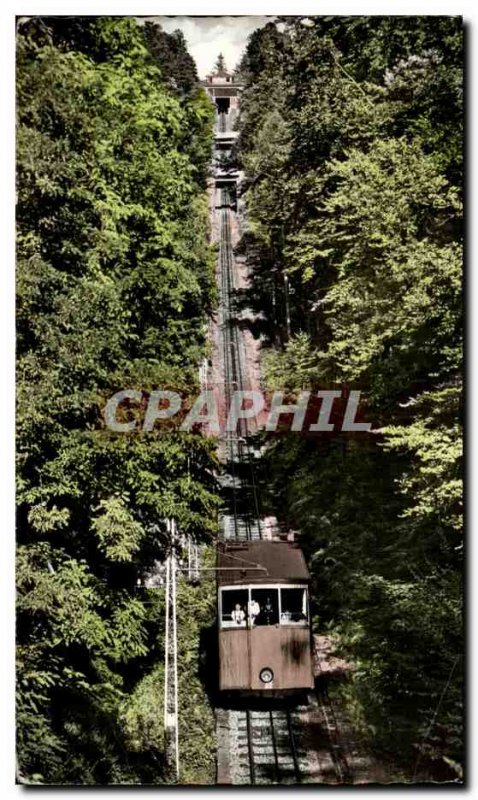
[248,598,260,626]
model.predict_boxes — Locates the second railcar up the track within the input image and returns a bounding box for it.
[217,539,315,693]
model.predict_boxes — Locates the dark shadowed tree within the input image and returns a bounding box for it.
[142,21,198,94]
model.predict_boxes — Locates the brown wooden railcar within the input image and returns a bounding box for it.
[217,540,315,693]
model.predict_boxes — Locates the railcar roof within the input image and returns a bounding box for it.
[217,540,310,585]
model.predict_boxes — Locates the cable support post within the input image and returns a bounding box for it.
[163,517,179,781]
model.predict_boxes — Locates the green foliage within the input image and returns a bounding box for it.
[16,16,218,784]
[92,497,144,562]
[340,571,463,766]
[262,333,323,390]
[383,387,462,533]
[287,139,462,401]
[121,662,166,755]
[240,16,463,777]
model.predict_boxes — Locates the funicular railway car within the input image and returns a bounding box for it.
[217,540,315,693]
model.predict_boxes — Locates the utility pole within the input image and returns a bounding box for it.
[284,272,291,341]
[163,518,179,781]
[188,539,200,583]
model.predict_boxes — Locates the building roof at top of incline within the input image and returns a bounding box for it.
[217,540,310,586]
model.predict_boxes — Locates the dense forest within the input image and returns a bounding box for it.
[236,16,463,777]
[16,17,218,784]
[16,14,463,786]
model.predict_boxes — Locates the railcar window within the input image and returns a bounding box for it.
[280,588,308,625]
[250,589,279,626]
[221,589,248,627]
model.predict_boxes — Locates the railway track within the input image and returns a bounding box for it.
[218,190,262,541]
[227,708,303,784]
[218,696,354,785]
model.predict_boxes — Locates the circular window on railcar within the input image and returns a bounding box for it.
[259,667,274,684]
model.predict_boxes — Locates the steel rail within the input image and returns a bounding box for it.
[246,709,256,784]
[286,710,302,784]
[269,710,281,783]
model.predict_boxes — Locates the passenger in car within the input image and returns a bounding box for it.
[263,596,275,625]
[231,603,245,625]
[248,598,260,625]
